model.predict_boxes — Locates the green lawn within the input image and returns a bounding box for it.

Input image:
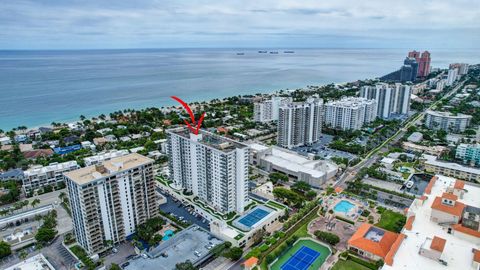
[270,239,331,270]
[332,259,372,270]
[267,200,287,210]
[375,210,406,233]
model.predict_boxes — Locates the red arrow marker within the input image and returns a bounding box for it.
[171,96,206,135]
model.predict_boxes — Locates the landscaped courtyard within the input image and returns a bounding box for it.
[375,208,406,233]
[331,259,372,270]
[269,239,331,270]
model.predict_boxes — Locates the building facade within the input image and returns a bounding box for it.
[421,154,480,183]
[277,97,323,148]
[247,143,338,188]
[450,63,469,76]
[456,144,480,167]
[409,50,431,78]
[324,97,376,131]
[83,150,129,166]
[166,127,249,214]
[447,67,459,86]
[360,83,411,119]
[424,110,472,132]
[23,161,79,193]
[64,153,158,255]
[253,96,292,122]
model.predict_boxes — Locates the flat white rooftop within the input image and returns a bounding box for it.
[382,175,480,270]
[24,160,78,176]
[5,254,55,270]
[423,154,480,175]
[249,143,338,179]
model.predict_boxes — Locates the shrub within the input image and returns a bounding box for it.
[286,235,298,246]
[265,253,276,263]
[314,231,340,246]
[259,244,269,252]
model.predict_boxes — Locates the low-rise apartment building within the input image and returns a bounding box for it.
[402,142,447,157]
[424,110,472,133]
[247,142,338,188]
[421,154,480,183]
[83,149,129,166]
[456,143,480,167]
[23,161,79,192]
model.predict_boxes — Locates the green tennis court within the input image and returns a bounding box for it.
[270,239,331,270]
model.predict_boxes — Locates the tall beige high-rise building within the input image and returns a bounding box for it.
[64,153,157,254]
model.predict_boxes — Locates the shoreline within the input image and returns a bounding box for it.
[0,82,353,132]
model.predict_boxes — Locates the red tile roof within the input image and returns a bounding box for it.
[454,180,465,190]
[404,215,415,231]
[348,223,400,259]
[243,257,258,268]
[334,187,343,194]
[424,176,438,195]
[23,149,54,159]
[431,196,465,217]
[217,127,228,134]
[385,234,406,266]
[442,192,458,201]
[430,236,446,252]
[473,249,480,263]
[453,224,480,238]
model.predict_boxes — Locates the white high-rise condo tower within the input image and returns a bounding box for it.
[277,97,323,149]
[324,97,377,131]
[166,127,249,214]
[64,153,158,255]
[254,96,292,122]
[360,83,411,119]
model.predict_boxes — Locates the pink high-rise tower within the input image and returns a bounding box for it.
[407,50,431,78]
[418,51,431,77]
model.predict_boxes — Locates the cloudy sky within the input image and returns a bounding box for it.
[1,0,479,49]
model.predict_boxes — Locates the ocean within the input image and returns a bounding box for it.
[0,48,479,130]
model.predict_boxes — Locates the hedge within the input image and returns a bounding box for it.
[348,254,378,270]
[335,216,355,225]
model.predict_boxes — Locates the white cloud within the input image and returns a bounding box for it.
[0,0,479,49]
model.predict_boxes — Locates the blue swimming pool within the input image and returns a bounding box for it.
[333,200,355,214]
[162,230,174,241]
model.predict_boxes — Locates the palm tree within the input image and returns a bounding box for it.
[23,200,29,209]
[31,199,41,209]
[59,192,67,203]
[34,215,43,226]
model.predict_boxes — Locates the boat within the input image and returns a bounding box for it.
[269,51,278,54]
[258,50,267,53]
[284,51,295,53]
[236,52,245,55]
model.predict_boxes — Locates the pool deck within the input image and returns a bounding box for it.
[326,196,365,221]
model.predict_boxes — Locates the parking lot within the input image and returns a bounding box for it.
[157,189,209,230]
[293,134,357,161]
[103,242,136,269]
